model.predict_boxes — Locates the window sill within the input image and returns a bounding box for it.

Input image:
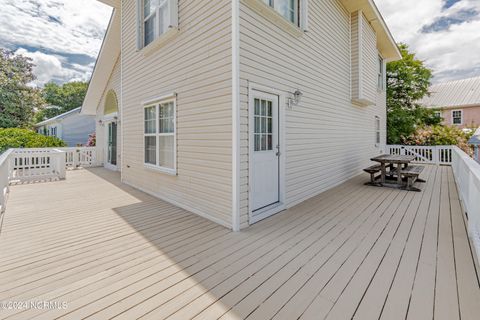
[140,27,179,57]
[244,0,304,38]
[144,164,177,176]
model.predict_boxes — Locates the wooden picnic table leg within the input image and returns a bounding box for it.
[381,163,386,184]
[397,163,403,185]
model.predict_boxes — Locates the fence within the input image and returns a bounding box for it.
[386,145,453,165]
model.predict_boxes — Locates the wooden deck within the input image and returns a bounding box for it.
[0,166,479,320]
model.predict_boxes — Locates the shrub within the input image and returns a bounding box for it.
[402,125,474,155]
[86,132,96,147]
[0,128,66,153]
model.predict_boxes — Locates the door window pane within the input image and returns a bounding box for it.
[145,136,156,165]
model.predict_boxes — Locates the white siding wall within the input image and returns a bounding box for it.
[120,0,233,228]
[239,0,387,227]
[96,57,122,167]
[351,10,377,106]
[361,12,378,104]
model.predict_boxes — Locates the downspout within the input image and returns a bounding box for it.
[120,5,124,181]
[232,0,241,232]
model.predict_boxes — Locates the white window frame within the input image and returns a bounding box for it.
[143,95,177,175]
[137,0,179,50]
[375,116,381,146]
[263,0,299,26]
[434,111,441,118]
[247,0,308,35]
[378,55,385,91]
[452,109,463,125]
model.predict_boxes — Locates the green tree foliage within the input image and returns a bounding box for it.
[34,81,88,123]
[0,128,66,153]
[0,49,44,128]
[386,44,441,144]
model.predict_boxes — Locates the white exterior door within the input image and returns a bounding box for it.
[251,92,280,214]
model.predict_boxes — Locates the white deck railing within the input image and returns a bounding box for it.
[452,146,480,261]
[9,148,67,183]
[0,147,99,214]
[387,145,453,165]
[0,149,13,214]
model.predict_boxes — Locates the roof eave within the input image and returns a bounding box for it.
[81,8,120,116]
[340,0,401,61]
[97,0,120,8]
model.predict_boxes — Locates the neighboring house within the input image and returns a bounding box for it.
[82,0,401,231]
[469,127,480,163]
[35,107,96,147]
[421,76,480,128]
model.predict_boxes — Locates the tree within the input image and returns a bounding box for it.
[35,81,88,122]
[0,49,44,128]
[386,43,441,144]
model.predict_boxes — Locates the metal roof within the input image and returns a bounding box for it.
[420,76,480,108]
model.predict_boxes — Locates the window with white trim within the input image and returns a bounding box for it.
[434,111,441,118]
[375,116,381,145]
[378,55,385,91]
[139,0,178,48]
[144,97,176,173]
[262,0,300,26]
[452,110,462,125]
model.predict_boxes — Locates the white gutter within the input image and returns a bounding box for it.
[231,0,241,232]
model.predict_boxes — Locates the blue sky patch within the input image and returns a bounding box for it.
[421,8,478,33]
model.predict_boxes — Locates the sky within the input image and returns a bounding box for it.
[0,0,479,87]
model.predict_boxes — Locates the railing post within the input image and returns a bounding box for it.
[432,146,438,165]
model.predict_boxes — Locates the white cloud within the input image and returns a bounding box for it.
[0,0,111,86]
[15,48,91,87]
[376,0,480,83]
[0,0,111,58]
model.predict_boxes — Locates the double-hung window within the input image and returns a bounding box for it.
[262,0,300,26]
[378,55,385,91]
[140,0,178,48]
[375,116,381,145]
[452,110,462,125]
[144,97,176,174]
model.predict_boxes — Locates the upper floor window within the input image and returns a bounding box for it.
[452,110,462,125]
[262,0,299,26]
[377,55,385,91]
[139,0,178,48]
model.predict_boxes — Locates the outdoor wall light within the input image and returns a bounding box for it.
[288,89,303,109]
[98,120,104,126]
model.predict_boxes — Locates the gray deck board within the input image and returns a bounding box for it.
[0,166,478,320]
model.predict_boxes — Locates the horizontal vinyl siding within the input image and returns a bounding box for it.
[361,13,377,104]
[351,12,360,100]
[61,114,96,147]
[121,0,233,228]
[239,0,386,226]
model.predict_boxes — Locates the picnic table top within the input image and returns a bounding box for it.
[371,154,416,164]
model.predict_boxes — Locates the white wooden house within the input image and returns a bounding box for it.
[35,107,96,147]
[82,0,401,230]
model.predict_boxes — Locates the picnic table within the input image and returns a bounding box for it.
[368,154,426,191]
